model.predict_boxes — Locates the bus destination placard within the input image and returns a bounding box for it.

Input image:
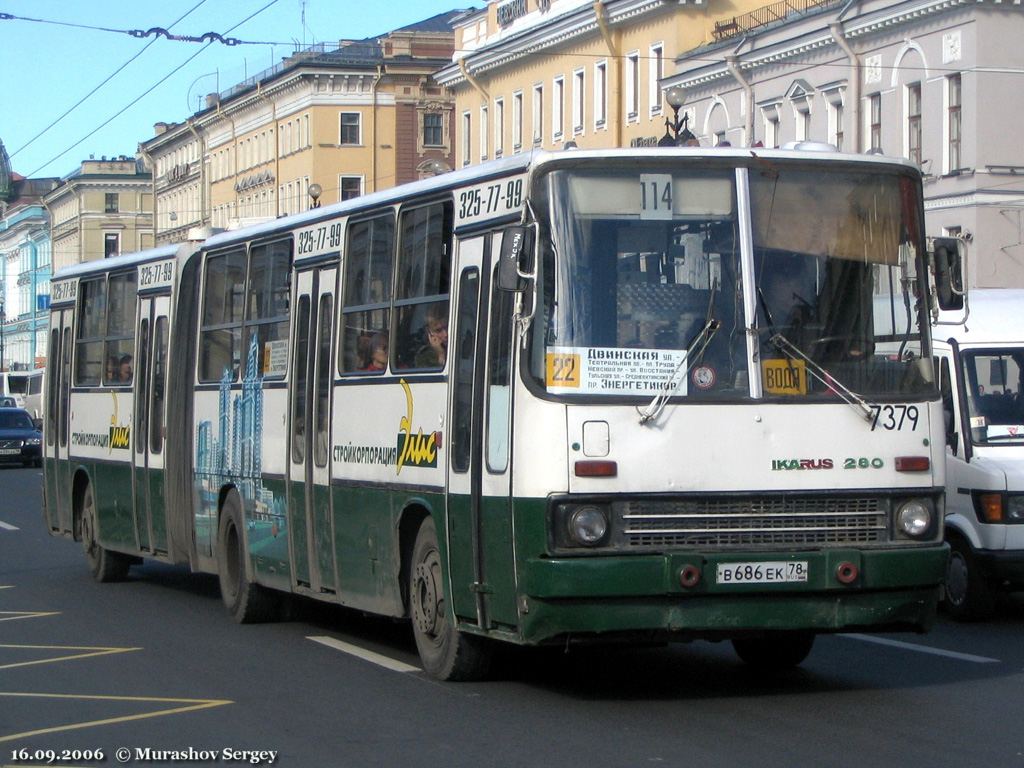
[545,346,687,395]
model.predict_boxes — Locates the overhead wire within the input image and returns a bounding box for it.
[23,0,282,178]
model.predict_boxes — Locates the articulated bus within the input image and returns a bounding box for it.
[44,147,959,680]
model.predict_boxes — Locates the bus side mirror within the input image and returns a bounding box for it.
[931,237,965,311]
[497,226,533,292]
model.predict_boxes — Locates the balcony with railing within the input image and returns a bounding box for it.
[712,0,844,43]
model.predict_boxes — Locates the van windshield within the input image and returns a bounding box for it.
[961,349,1024,444]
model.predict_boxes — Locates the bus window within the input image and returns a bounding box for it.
[451,269,480,473]
[199,248,246,382]
[245,240,291,378]
[151,316,168,454]
[105,272,137,385]
[340,214,394,373]
[75,277,106,386]
[394,201,452,370]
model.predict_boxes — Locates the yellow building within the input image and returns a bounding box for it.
[44,157,153,273]
[435,0,768,164]
[140,11,464,245]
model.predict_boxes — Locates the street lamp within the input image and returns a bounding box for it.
[659,85,698,147]
[307,183,322,210]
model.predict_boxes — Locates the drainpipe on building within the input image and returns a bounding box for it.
[459,58,490,110]
[594,0,621,147]
[371,65,383,194]
[187,119,208,227]
[725,54,754,146]
[137,146,158,243]
[830,21,861,152]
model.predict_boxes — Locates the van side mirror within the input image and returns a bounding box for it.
[931,237,965,311]
[497,226,533,292]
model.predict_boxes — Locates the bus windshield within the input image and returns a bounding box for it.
[529,161,933,400]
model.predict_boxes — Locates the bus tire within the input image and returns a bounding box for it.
[409,517,491,681]
[732,631,815,669]
[79,483,130,582]
[944,535,995,621]
[217,492,278,623]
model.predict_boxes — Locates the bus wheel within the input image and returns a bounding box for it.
[732,631,815,669]
[217,492,278,623]
[79,483,130,582]
[409,517,491,681]
[944,536,995,621]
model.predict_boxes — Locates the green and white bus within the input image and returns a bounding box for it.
[44,147,957,680]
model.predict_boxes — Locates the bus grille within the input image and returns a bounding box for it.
[618,496,888,548]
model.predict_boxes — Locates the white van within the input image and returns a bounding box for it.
[933,289,1024,618]
[0,370,43,419]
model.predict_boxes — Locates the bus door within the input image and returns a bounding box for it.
[132,295,170,553]
[288,265,338,594]
[45,309,75,534]
[447,233,518,631]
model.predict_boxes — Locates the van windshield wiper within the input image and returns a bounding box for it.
[769,333,873,423]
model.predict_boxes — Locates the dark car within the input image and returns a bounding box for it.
[0,396,15,407]
[0,407,42,467]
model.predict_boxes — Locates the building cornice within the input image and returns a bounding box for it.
[437,0,703,86]
[669,0,1010,92]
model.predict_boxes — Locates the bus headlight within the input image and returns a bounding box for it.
[568,506,609,546]
[896,499,933,539]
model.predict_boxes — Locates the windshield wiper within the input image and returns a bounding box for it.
[769,333,874,423]
[637,318,720,425]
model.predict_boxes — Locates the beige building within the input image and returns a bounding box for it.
[434,0,768,165]
[140,11,465,246]
[44,157,153,273]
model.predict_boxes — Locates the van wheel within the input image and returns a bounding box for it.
[944,536,995,621]
[217,491,279,623]
[732,631,815,669]
[409,517,491,681]
[79,483,130,582]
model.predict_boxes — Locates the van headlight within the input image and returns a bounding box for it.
[896,499,933,539]
[1007,495,1024,523]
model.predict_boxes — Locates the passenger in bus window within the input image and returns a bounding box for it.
[119,354,134,383]
[362,332,389,372]
[414,303,449,368]
[106,355,119,384]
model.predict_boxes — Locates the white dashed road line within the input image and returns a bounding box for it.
[842,633,1000,664]
[307,635,421,673]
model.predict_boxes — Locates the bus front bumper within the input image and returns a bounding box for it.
[516,545,948,644]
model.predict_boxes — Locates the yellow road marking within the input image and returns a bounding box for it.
[0,644,140,670]
[0,692,233,743]
[0,611,59,622]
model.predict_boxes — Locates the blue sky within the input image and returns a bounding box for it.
[1,0,471,179]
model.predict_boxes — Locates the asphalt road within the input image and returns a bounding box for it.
[2,465,1023,768]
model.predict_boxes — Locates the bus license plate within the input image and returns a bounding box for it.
[716,561,809,585]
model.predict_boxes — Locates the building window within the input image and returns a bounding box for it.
[494,98,505,157]
[340,112,361,145]
[532,84,544,145]
[479,106,489,160]
[594,61,607,128]
[869,93,882,152]
[462,112,471,167]
[907,83,922,166]
[649,44,664,116]
[761,103,781,149]
[552,76,564,140]
[340,176,363,201]
[824,91,845,152]
[423,113,443,147]
[104,233,119,258]
[572,69,585,134]
[948,74,962,172]
[513,91,523,150]
[626,52,639,120]
[104,193,119,214]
